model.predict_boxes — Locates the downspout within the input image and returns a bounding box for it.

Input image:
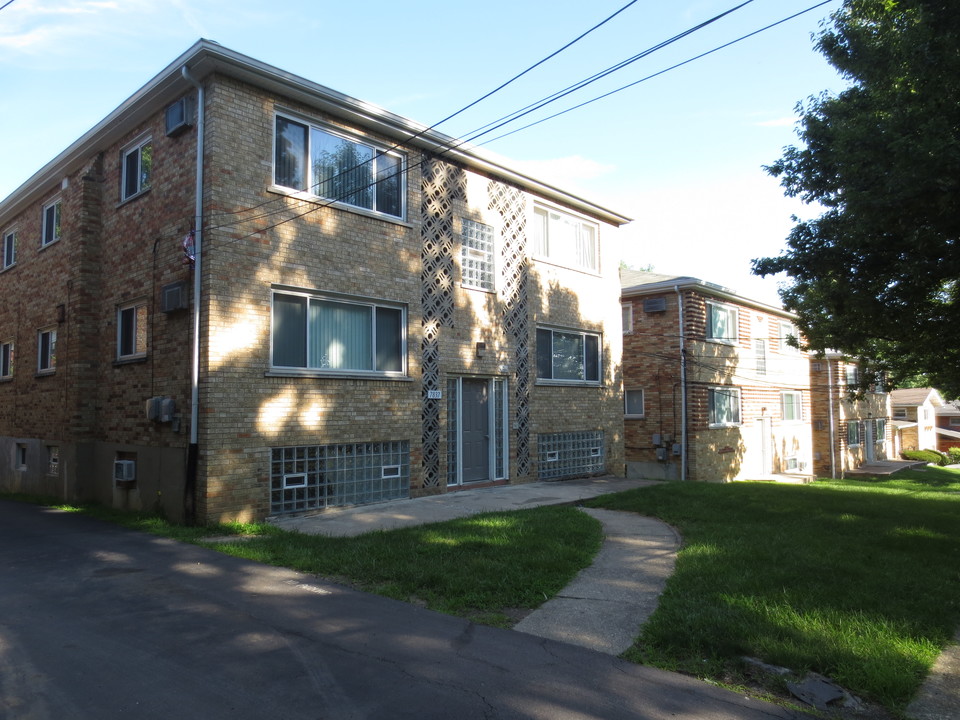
[827,359,837,478]
[675,286,687,481]
[182,66,204,523]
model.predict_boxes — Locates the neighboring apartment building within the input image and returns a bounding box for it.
[890,388,944,453]
[0,40,628,523]
[935,400,960,453]
[621,271,813,482]
[808,353,892,477]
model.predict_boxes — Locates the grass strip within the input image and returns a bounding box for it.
[585,476,960,710]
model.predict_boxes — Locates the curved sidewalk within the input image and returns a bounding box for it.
[271,476,678,657]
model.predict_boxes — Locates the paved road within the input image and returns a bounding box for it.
[0,500,812,719]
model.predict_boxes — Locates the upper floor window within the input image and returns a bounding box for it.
[0,341,12,379]
[706,301,738,344]
[460,219,495,292]
[708,386,741,427]
[779,321,799,353]
[121,137,153,201]
[781,391,803,422]
[117,301,148,360]
[272,290,405,376]
[2,229,15,269]
[532,206,599,273]
[536,327,601,384]
[621,303,633,334]
[274,115,404,219]
[893,408,907,419]
[845,364,860,387]
[42,199,61,247]
[37,327,56,373]
[754,339,767,375]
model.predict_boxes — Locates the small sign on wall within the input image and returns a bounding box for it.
[427,389,442,400]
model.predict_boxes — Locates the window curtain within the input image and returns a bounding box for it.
[310,300,371,370]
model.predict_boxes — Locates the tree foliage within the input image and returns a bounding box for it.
[753,0,960,398]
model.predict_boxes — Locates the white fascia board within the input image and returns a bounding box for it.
[1,39,631,228]
[621,276,795,319]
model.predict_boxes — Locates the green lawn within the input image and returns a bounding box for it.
[585,472,960,711]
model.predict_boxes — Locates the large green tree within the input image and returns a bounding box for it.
[753,0,960,397]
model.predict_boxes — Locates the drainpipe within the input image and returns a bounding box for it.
[675,286,687,481]
[827,359,837,478]
[182,66,204,523]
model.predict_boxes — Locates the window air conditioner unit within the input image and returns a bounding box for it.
[643,297,667,313]
[114,460,136,482]
[161,282,188,313]
[165,96,195,136]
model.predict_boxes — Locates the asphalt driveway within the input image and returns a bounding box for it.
[0,499,813,719]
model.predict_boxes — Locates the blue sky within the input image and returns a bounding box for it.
[0,0,848,305]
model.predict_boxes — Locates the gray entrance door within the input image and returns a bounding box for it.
[461,379,490,483]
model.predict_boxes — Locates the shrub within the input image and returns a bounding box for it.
[902,449,948,465]
[947,447,960,465]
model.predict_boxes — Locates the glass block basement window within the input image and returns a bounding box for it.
[537,431,605,480]
[271,441,410,515]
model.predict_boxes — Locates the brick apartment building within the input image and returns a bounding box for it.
[808,353,892,477]
[0,40,629,523]
[620,271,814,482]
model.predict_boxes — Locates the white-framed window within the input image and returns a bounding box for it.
[536,327,601,384]
[949,417,960,427]
[779,321,799,353]
[460,218,495,292]
[47,446,59,476]
[1,341,13,379]
[706,301,738,344]
[893,408,907,419]
[624,389,644,417]
[847,421,862,447]
[785,455,799,471]
[708,386,741,427]
[274,114,405,219]
[531,205,599,273]
[121,137,153,200]
[117,301,148,360]
[621,303,633,334]
[754,338,767,375]
[271,289,405,375]
[41,198,61,247]
[37,327,56,373]
[781,391,803,422]
[2,228,16,269]
[845,364,860,387]
[875,418,886,444]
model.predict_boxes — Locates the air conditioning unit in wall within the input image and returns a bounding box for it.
[161,282,188,313]
[165,96,195,136]
[114,460,136,483]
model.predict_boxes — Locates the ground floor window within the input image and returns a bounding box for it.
[537,430,604,480]
[270,441,409,514]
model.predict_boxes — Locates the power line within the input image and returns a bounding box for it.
[209,0,763,245]
[202,0,645,227]
[480,0,838,146]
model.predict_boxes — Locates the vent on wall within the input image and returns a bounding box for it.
[643,297,667,313]
[165,97,195,136]
[161,282,188,313]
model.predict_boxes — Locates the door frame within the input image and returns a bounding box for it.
[447,376,509,487]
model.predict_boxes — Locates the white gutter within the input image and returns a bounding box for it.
[675,286,687,481]
[182,66,204,519]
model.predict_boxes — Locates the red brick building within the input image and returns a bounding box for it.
[621,271,814,482]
